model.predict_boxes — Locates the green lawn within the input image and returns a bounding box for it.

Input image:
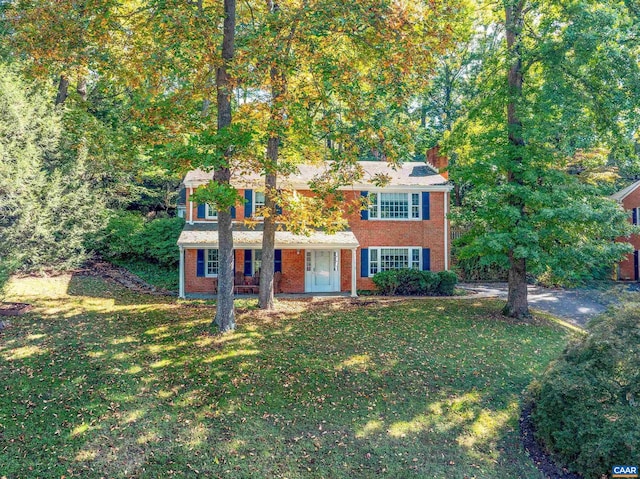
[0,275,575,478]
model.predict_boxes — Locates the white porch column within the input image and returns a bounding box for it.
[179,246,185,299]
[444,190,449,271]
[188,187,193,225]
[351,248,358,297]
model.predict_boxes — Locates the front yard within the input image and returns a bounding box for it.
[0,275,575,478]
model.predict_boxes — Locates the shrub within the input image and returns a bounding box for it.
[94,211,184,267]
[396,269,427,295]
[372,270,401,295]
[437,271,458,296]
[372,269,453,296]
[142,217,185,267]
[530,307,640,478]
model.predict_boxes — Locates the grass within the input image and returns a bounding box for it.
[0,274,575,479]
[112,259,178,291]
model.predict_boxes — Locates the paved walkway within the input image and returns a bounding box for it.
[459,283,607,328]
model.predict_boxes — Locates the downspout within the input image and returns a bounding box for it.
[179,246,185,299]
[444,191,449,271]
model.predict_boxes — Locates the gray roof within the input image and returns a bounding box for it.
[611,179,640,201]
[183,161,450,189]
[177,222,359,249]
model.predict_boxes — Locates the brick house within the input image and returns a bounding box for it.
[612,180,640,280]
[177,162,452,297]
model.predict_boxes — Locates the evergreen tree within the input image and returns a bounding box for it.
[0,66,105,287]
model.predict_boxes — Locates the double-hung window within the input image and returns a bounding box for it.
[206,249,219,276]
[253,249,263,275]
[205,204,218,219]
[368,192,420,220]
[369,247,421,276]
[254,191,266,216]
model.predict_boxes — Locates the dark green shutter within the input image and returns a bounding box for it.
[197,249,205,276]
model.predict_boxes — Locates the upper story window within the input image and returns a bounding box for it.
[254,191,265,216]
[368,192,421,220]
[205,204,217,219]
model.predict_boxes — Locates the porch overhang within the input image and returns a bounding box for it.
[177,225,360,250]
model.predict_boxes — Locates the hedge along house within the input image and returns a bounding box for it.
[612,179,640,280]
[177,162,453,298]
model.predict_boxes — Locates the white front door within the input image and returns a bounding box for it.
[305,250,340,293]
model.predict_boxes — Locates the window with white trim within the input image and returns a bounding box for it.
[254,191,265,216]
[369,247,421,276]
[253,249,263,275]
[206,249,219,276]
[368,192,420,220]
[635,207,640,225]
[205,204,218,219]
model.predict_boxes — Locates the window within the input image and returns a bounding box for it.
[205,204,217,219]
[206,249,219,276]
[635,208,640,225]
[368,192,420,220]
[254,191,265,216]
[368,247,421,276]
[253,249,262,275]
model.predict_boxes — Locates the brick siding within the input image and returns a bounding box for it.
[183,187,449,294]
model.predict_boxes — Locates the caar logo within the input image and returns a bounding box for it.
[612,465,638,478]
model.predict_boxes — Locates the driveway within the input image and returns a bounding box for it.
[459,283,608,329]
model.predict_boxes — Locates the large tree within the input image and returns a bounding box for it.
[449,0,640,318]
[237,0,464,309]
[0,66,105,290]
[213,0,238,331]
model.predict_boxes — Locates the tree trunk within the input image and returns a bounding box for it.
[259,0,287,310]
[503,0,530,319]
[213,0,236,332]
[503,252,529,318]
[55,75,69,105]
[258,169,277,309]
[77,77,87,101]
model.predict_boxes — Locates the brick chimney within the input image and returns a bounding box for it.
[426,145,449,179]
